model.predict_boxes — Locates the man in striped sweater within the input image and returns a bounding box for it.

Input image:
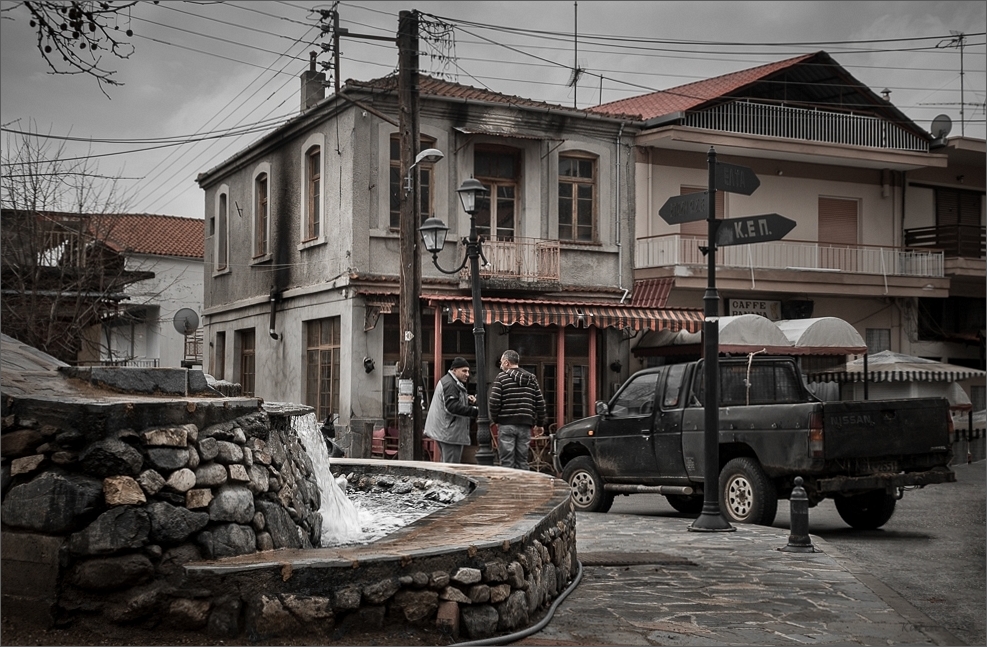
[489,349,547,470]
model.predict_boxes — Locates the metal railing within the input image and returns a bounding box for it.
[904,225,986,259]
[684,100,929,152]
[80,357,161,368]
[635,234,944,278]
[460,237,561,282]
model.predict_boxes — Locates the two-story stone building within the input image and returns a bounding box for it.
[195,67,703,455]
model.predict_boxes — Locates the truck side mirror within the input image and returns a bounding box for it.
[595,401,609,416]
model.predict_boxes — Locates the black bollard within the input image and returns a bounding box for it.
[780,476,816,553]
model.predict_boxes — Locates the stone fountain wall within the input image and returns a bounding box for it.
[0,396,325,630]
[2,379,577,643]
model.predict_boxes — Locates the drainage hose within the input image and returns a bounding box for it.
[451,559,584,647]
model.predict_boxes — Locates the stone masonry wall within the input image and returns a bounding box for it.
[0,401,324,630]
[1,397,578,643]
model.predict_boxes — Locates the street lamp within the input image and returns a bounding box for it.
[419,177,496,466]
[404,148,444,194]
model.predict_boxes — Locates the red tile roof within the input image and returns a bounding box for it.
[588,53,817,120]
[347,73,592,115]
[93,213,204,259]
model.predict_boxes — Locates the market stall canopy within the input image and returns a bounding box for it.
[718,314,794,354]
[812,350,987,384]
[775,317,868,355]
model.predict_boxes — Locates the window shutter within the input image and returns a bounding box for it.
[818,197,858,246]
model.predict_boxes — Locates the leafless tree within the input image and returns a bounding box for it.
[1,127,151,364]
[2,1,142,92]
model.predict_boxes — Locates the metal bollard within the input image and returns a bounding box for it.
[781,476,816,553]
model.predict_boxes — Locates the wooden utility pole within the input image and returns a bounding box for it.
[397,10,423,460]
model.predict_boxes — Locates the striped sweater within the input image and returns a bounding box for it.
[489,367,547,427]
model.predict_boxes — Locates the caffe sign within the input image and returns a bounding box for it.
[728,298,781,320]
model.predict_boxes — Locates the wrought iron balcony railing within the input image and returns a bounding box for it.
[459,237,561,283]
[904,225,986,259]
[636,234,944,278]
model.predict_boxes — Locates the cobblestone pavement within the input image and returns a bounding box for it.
[518,513,964,646]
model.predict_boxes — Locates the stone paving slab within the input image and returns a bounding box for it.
[517,513,962,646]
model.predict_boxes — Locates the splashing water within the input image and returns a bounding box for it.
[291,411,469,548]
[293,413,363,545]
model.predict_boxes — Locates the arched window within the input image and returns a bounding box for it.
[254,172,269,257]
[389,135,437,229]
[305,145,321,241]
[558,153,597,242]
[474,146,520,241]
[216,191,229,270]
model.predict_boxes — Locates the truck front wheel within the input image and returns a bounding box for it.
[719,457,778,526]
[834,490,897,530]
[562,457,614,513]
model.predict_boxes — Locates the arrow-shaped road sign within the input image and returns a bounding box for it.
[715,213,796,247]
[714,162,760,196]
[658,192,708,225]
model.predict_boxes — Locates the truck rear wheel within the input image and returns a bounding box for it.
[665,494,704,515]
[719,457,778,526]
[562,457,613,513]
[834,490,897,530]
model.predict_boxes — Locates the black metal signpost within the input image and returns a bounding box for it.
[657,147,794,532]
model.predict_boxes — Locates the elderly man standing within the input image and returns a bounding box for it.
[424,357,478,463]
[489,350,547,470]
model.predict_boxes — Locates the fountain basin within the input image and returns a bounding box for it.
[185,460,576,642]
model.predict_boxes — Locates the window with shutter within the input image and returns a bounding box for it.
[818,196,859,270]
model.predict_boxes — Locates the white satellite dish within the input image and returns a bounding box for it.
[931,114,952,140]
[173,308,200,335]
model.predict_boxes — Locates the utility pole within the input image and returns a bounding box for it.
[397,10,424,460]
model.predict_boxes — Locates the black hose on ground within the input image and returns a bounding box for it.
[451,559,584,647]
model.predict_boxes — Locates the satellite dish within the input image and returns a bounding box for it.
[931,114,952,140]
[173,308,200,335]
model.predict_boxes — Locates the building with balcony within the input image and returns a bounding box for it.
[589,51,984,376]
[0,211,203,369]
[196,66,703,455]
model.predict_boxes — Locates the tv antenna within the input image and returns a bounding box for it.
[936,31,967,135]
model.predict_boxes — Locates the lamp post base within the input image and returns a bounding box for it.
[688,504,736,532]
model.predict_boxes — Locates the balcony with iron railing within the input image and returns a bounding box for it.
[636,234,945,279]
[459,237,561,288]
[904,225,986,259]
[684,100,929,153]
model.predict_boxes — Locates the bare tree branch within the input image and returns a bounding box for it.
[5,1,144,93]
[1,126,153,364]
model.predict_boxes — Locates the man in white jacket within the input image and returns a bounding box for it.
[424,357,478,463]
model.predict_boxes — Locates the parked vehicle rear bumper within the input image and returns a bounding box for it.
[817,467,956,494]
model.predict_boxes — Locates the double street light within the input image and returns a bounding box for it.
[419,178,496,466]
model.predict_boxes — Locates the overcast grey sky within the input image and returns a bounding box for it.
[2,1,984,220]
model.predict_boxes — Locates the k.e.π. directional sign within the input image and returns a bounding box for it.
[715,214,796,247]
[714,162,760,196]
[658,192,708,225]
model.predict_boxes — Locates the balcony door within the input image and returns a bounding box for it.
[474,147,519,242]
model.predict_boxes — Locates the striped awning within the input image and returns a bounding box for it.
[427,296,703,333]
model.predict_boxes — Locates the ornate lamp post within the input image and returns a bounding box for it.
[419,178,495,465]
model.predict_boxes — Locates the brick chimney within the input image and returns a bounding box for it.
[300,51,326,112]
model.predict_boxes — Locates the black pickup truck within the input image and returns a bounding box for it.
[552,356,956,529]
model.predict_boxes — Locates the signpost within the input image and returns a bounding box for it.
[658,192,708,224]
[715,214,796,247]
[657,150,795,533]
